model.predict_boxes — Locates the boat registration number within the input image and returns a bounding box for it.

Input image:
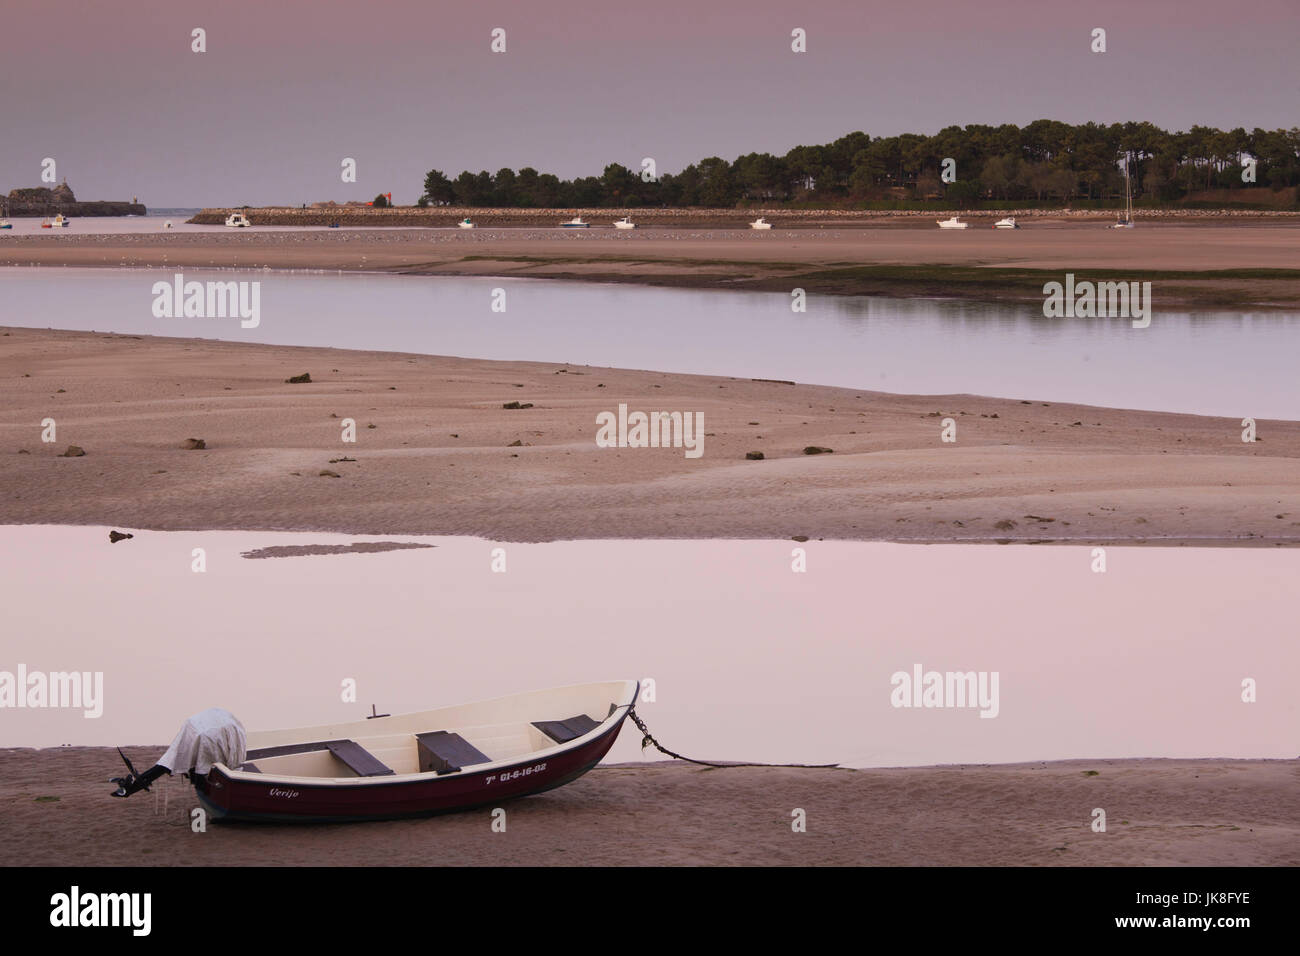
[486,763,546,785]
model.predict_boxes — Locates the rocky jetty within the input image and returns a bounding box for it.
[5,182,146,217]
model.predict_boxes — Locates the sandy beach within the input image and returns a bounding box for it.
[4,224,1300,308]
[2,749,1294,866]
[2,326,1298,544]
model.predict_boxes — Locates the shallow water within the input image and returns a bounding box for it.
[0,215,425,235]
[3,267,1297,418]
[2,526,1294,767]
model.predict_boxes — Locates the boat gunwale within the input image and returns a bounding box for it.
[213,679,639,789]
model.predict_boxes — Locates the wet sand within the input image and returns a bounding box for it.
[2,749,1295,866]
[4,224,1300,308]
[2,327,1298,545]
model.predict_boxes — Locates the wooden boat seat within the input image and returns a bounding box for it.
[325,740,395,777]
[244,738,395,777]
[416,731,491,775]
[532,713,600,744]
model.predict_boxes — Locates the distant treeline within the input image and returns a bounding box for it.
[420,121,1300,208]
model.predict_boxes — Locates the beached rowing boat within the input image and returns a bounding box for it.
[189,680,639,822]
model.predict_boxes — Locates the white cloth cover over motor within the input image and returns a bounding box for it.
[158,708,247,776]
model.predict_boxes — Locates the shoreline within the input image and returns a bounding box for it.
[4,225,1300,308]
[3,327,1298,545]
[185,205,1300,228]
[3,751,1295,866]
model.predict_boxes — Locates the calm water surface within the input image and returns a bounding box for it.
[2,267,1297,418]
[3,527,1295,766]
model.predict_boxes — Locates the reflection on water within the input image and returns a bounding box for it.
[2,267,1297,418]
[2,526,1294,767]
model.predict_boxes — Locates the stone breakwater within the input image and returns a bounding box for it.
[190,206,1300,229]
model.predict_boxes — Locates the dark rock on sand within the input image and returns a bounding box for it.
[241,541,436,559]
[285,372,312,384]
[180,438,206,450]
[803,446,833,455]
[108,530,134,543]
[746,451,765,460]
[60,445,85,457]
[502,401,534,409]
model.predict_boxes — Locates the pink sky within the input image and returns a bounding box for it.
[1,0,1297,205]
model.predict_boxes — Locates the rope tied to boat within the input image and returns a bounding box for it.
[626,708,838,769]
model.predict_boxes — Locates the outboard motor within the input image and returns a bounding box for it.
[112,708,246,797]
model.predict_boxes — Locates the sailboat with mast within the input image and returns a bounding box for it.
[1110,151,1135,229]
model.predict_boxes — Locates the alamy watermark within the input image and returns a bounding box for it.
[595,403,703,458]
[1043,273,1151,328]
[0,665,103,717]
[49,886,150,936]
[152,273,261,328]
[890,663,999,718]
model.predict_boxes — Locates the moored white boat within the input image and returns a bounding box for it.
[613,216,636,229]
[457,217,476,229]
[992,217,1019,229]
[0,219,11,230]
[183,680,639,822]
[937,216,968,229]
[749,217,772,230]
[225,212,251,228]
[560,216,589,228]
